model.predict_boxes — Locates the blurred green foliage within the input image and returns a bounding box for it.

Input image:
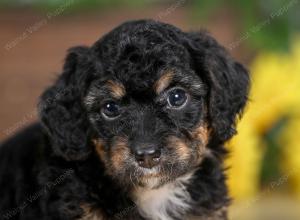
[0,0,153,11]
[1,0,299,51]
[260,117,289,187]
[191,0,300,51]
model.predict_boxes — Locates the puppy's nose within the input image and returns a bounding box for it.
[134,147,161,169]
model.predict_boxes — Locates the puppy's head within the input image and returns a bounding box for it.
[39,20,249,189]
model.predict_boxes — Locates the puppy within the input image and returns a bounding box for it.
[0,20,249,220]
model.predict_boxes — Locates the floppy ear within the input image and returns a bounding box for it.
[39,46,98,161]
[184,31,250,143]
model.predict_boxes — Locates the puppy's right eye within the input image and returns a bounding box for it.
[101,101,120,119]
[167,88,188,108]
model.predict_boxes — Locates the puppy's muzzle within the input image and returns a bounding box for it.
[133,144,161,169]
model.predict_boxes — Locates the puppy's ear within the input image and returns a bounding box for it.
[39,46,97,161]
[184,31,250,143]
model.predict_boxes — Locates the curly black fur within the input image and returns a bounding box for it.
[0,20,249,220]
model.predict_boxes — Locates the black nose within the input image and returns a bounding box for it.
[134,147,161,169]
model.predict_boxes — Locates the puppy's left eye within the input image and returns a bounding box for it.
[167,88,188,108]
[101,101,121,119]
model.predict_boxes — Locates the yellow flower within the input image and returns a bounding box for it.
[227,36,300,200]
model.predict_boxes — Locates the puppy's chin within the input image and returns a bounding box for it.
[136,166,166,189]
[139,177,164,189]
[134,165,190,189]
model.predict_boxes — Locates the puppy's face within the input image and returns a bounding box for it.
[84,39,210,189]
[39,20,249,190]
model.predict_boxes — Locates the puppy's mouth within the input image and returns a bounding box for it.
[132,160,185,189]
[136,169,165,188]
[131,163,166,188]
[137,166,161,177]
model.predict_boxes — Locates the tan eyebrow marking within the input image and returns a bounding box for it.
[106,80,126,99]
[154,70,174,94]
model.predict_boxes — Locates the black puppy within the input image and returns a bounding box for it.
[0,20,249,220]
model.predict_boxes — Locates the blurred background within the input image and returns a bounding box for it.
[0,0,300,219]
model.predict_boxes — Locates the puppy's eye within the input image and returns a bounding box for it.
[167,88,188,108]
[101,101,120,119]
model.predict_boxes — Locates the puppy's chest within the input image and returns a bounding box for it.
[133,179,192,220]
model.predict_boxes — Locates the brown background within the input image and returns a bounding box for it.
[0,6,242,142]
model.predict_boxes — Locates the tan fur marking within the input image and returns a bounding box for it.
[154,70,174,94]
[106,80,126,99]
[79,204,105,220]
[168,136,191,161]
[111,137,129,170]
[93,137,129,176]
[93,139,106,162]
[186,124,212,164]
[193,125,210,146]
[192,124,211,155]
